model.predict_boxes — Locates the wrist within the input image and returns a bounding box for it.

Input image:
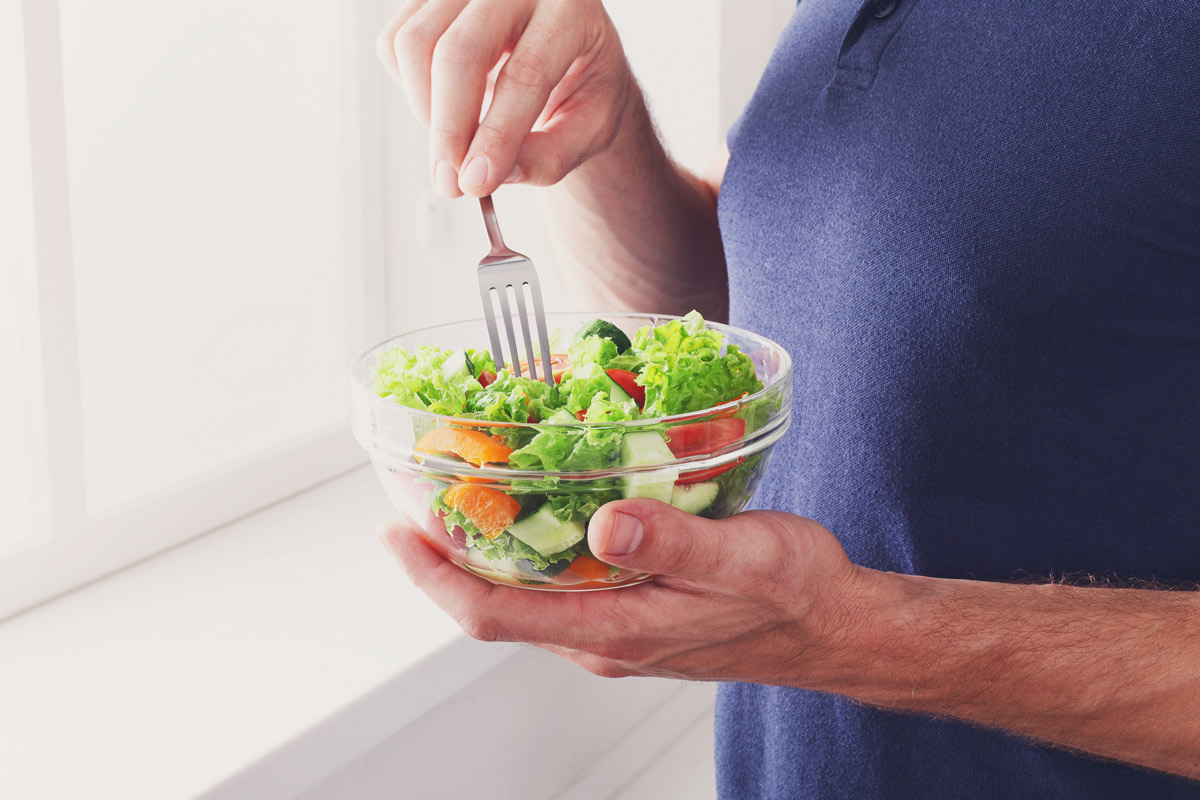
[800,566,930,696]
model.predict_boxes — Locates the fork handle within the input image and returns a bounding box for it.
[479,195,508,256]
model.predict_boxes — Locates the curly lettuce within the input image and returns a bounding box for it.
[372,309,761,428]
[464,369,563,423]
[632,310,763,417]
[507,409,625,471]
[374,343,566,423]
[373,345,491,416]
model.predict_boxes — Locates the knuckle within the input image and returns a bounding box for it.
[702,527,734,575]
[394,21,433,63]
[473,119,513,149]
[539,147,574,185]
[432,27,486,70]
[500,51,549,91]
[742,514,800,596]
[429,125,468,150]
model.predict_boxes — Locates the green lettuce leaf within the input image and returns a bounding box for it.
[373,344,482,416]
[373,311,761,432]
[463,369,563,423]
[560,336,620,414]
[508,412,625,472]
[633,310,763,417]
[547,490,619,522]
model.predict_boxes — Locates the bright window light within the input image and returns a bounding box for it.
[58,0,349,512]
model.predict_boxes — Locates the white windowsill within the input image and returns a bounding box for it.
[0,465,522,800]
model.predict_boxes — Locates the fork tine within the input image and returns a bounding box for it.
[479,285,505,371]
[494,284,524,378]
[476,196,553,386]
[512,283,539,382]
[527,272,553,386]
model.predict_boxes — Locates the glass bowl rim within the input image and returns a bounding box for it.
[350,311,792,430]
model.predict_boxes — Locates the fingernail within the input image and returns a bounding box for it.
[434,160,458,197]
[504,164,521,183]
[460,156,489,189]
[603,512,643,557]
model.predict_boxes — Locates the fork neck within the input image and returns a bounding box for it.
[479,195,509,257]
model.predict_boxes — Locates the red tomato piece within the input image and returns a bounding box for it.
[574,409,587,421]
[664,418,747,458]
[676,457,743,485]
[605,368,645,408]
[478,370,497,387]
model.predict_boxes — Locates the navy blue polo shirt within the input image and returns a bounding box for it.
[717,1,1200,797]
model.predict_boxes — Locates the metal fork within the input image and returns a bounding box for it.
[476,195,554,385]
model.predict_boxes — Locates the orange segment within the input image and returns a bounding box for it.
[562,555,613,581]
[442,484,521,539]
[454,471,498,484]
[415,427,514,467]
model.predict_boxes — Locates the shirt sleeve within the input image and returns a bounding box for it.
[726,111,746,153]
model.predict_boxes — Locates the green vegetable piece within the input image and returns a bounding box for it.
[619,431,679,503]
[605,373,634,404]
[374,344,482,416]
[506,503,587,557]
[669,481,719,514]
[632,310,763,417]
[440,349,474,382]
[575,318,632,354]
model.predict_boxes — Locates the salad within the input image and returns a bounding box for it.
[370,310,770,587]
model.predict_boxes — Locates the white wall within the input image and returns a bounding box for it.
[382,0,795,337]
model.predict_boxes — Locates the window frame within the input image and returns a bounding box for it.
[1,0,388,621]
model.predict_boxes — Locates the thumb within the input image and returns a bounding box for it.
[588,498,746,581]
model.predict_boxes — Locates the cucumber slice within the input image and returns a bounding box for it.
[506,504,586,558]
[604,373,634,404]
[620,431,679,502]
[670,482,719,514]
[441,349,474,382]
[620,431,675,466]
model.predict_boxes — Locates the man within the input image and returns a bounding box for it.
[376,1,1200,795]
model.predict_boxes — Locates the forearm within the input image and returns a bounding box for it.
[540,80,728,321]
[814,570,1200,778]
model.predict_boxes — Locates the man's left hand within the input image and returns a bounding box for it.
[378,499,865,683]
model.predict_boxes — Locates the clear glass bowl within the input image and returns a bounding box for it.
[350,313,792,590]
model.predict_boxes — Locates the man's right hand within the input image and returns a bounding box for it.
[377,0,634,199]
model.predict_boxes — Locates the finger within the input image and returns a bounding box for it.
[587,499,758,582]
[457,8,581,196]
[376,0,430,85]
[377,520,606,648]
[388,0,472,127]
[377,520,497,621]
[429,0,529,197]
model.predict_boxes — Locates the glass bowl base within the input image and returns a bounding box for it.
[460,562,655,591]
